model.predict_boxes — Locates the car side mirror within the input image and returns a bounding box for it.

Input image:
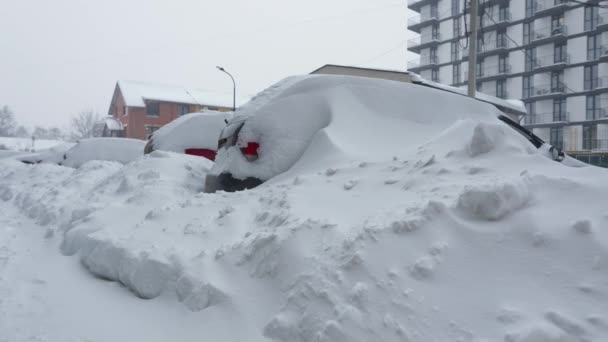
[550,146,565,162]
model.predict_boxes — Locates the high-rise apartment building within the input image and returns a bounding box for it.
[407,0,608,166]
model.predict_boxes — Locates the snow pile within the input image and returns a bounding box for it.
[213,75,508,181]
[150,111,231,152]
[1,75,607,342]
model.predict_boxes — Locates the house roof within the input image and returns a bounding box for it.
[116,80,249,109]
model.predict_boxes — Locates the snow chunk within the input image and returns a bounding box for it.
[456,180,531,221]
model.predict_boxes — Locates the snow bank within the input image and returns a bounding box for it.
[0,136,65,152]
[1,75,608,342]
[212,75,507,181]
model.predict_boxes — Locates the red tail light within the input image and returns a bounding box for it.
[240,142,259,161]
[185,148,217,161]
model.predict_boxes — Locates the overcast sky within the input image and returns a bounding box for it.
[0,0,411,129]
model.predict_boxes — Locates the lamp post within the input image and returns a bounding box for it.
[216,66,236,111]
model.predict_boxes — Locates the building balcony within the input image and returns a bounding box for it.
[525,83,567,100]
[530,25,568,46]
[476,64,512,82]
[598,14,608,32]
[466,0,509,12]
[407,0,436,13]
[583,139,608,151]
[586,108,608,121]
[407,55,439,71]
[479,12,512,31]
[523,112,569,127]
[586,77,608,94]
[599,45,608,62]
[482,89,509,99]
[407,33,442,53]
[463,39,509,59]
[407,13,439,33]
[532,54,570,72]
[533,0,571,17]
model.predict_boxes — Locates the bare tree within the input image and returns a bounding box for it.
[70,110,100,140]
[15,126,29,138]
[0,105,16,137]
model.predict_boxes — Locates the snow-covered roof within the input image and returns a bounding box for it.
[117,80,249,109]
[311,64,411,75]
[410,73,527,117]
[104,116,123,131]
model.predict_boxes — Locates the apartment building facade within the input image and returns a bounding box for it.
[407,0,608,167]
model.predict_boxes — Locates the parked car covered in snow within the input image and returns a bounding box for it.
[204,75,584,193]
[144,111,231,161]
[17,138,145,168]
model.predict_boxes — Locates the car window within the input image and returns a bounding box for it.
[498,115,544,148]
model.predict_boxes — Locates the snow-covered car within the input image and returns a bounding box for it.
[17,137,145,168]
[143,111,231,161]
[205,75,582,193]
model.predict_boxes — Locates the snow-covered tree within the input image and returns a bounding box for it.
[0,106,17,137]
[70,110,100,140]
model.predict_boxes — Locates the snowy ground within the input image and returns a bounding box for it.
[1,133,608,341]
[1,76,608,341]
[0,137,64,152]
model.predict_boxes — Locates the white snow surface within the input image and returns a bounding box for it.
[13,138,145,168]
[118,80,249,109]
[1,76,608,342]
[150,111,231,153]
[0,137,65,152]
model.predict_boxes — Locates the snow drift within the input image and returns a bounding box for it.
[1,75,607,342]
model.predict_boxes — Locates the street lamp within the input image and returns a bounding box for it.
[216,66,236,111]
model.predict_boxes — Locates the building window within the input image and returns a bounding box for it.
[523,22,531,45]
[551,14,565,34]
[497,29,507,48]
[554,43,567,63]
[588,35,601,61]
[499,55,508,74]
[585,6,599,31]
[583,125,598,149]
[586,95,605,120]
[430,47,438,64]
[122,106,127,116]
[178,104,190,115]
[453,17,461,38]
[525,0,535,17]
[523,76,533,99]
[553,98,567,121]
[431,68,439,82]
[146,101,160,116]
[499,4,509,21]
[145,125,160,139]
[584,65,599,90]
[452,0,460,16]
[496,79,507,99]
[525,102,536,124]
[551,71,564,92]
[451,42,459,61]
[476,58,484,77]
[525,48,536,71]
[453,63,461,85]
[431,3,438,18]
[476,81,482,92]
[550,127,564,150]
[432,24,439,39]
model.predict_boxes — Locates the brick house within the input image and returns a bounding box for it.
[107,80,242,140]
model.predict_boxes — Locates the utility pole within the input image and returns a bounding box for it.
[467,0,478,98]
